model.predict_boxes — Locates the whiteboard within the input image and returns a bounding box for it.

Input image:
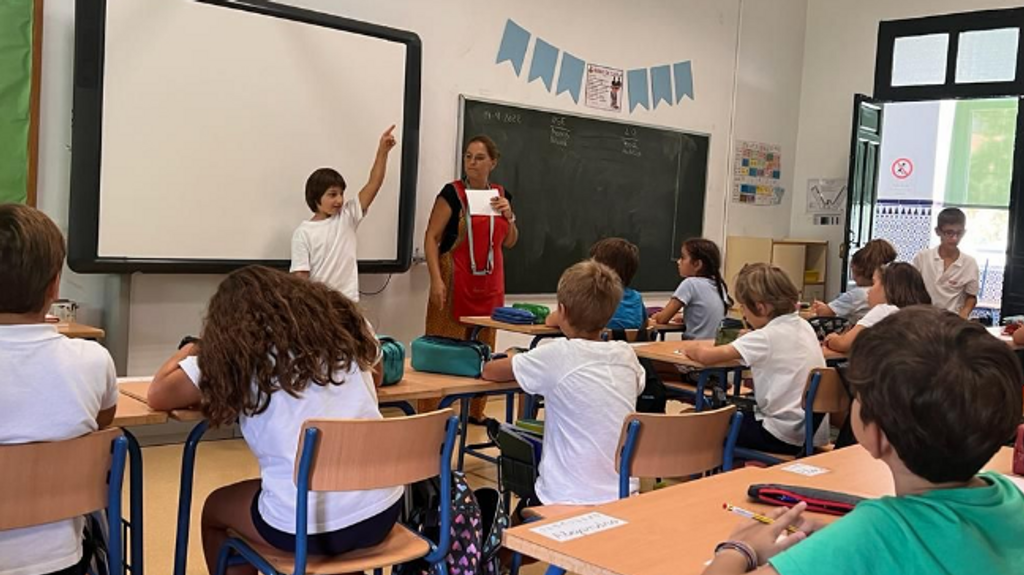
[69,0,420,273]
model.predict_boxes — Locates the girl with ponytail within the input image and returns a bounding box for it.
[650,238,732,340]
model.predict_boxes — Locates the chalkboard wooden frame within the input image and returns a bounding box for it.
[457,96,711,294]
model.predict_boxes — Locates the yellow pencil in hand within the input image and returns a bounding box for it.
[723,503,800,534]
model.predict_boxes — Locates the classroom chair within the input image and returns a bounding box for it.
[511,406,743,575]
[213,410,459,575]
[734,367,851,465]
[0,428,130,575]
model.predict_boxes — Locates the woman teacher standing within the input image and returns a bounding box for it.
[422,135,518,422]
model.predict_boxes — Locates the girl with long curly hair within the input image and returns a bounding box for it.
[148,266,402,574]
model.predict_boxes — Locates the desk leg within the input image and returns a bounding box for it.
[469,326,484,342]
[505,391,515,424]
[122,429,144,575]
[695,370,712,412]
[173,421,210,575]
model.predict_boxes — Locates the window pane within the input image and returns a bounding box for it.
[955,28,1019,84]
[892,34,949,86]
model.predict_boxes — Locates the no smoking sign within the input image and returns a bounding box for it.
[891,158,913,180]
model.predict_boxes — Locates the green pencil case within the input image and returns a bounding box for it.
[513,303,550,324]
[376,335,405,386]
[411,336,492,378]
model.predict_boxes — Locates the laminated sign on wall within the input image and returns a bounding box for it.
[732,140,784,206]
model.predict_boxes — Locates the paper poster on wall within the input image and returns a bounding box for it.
[806,178,847,214]
[732,140,784,206]
[585,63,624,112]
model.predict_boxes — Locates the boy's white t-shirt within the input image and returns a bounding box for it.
[0,324,118,575]
[857,304,900,328]
[179,356,402,534]
[511,339,645,505]
[731,313,828,447]
[290,197,363,302]
[672,277,729,340]
[911,247,980,313]
[828,286,869,324]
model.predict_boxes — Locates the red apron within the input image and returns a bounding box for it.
[451,180,509,321]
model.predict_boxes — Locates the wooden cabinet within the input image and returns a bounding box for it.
[724,237,829,302]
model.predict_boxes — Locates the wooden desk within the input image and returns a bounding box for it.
[119,379,204,422]
[460,316,561,337]
[633,340,744,369]
[55,322,105,340]
[113,393,169,427]
[504,446,1016,575]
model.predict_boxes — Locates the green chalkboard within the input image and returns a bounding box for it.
[0,0,38,206]
[460,97,709,294]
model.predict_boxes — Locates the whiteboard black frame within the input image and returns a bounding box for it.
[68,0,421,274]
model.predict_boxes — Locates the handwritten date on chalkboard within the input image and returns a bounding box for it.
[550,116,571,147]
[483,109,523,124]
[622,126,641,157]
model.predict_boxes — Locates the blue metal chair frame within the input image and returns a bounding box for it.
[106,435,131,575]
[120,430,145,575]
[513,410,743,575]
[212,415,459,575]
[734,371,832,465]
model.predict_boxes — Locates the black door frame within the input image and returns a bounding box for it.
[869,9,1024,316]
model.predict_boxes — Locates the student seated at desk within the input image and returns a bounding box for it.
[688,263,827,456]
[823,262,930,354]
[703,306,1024,575]
[810,239,895,324]
[650,238,731,339]
[0,204,119,575]
[482,260,645,505]
[148,266,402,575]
[589,238,647,330]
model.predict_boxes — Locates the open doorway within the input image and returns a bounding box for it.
[872,97,1017,321]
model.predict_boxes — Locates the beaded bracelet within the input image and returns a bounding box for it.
[714,540,758,572]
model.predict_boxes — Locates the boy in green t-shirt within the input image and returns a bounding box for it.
[703,305,1024,575]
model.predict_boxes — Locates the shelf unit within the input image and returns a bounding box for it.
[724,237,830,303]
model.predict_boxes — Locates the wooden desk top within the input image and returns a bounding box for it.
[116,364,519,420]
[459,316,562,336]
[504,446,1015,575]
[632,340,745,369]
[55,322,105,340]
[113,393,169,427]
[119,379,204,422]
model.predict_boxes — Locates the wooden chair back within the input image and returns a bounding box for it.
[0,428,123,530]
[297,409,454,492]
[615,406,738,478]
[805,368,850,415]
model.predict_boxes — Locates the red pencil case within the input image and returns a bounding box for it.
[1014,424,1024,476]
[748,484,865,516]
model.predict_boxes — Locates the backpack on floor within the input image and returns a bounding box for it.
[394,473,500,575]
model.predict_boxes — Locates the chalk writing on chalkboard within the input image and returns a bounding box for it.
[550,116,571,147]
[622,126,641,157]
[483,109,523,124]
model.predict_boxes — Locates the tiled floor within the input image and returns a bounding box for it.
[133,397,549,575]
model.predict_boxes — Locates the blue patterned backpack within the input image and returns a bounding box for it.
[394,472,503,575]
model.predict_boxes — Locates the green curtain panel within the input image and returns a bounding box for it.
[0,0,35,205]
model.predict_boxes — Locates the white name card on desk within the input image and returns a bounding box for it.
[530,512,627,542]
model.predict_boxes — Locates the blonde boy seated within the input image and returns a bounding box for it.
[0,204,118,575]
[482,260,645,505]
[702,306,1024,575]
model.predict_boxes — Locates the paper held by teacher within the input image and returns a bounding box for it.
[466,189,501,216]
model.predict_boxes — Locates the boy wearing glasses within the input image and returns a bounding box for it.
[911,207,979,318]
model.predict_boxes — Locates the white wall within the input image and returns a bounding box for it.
[35,0,809,374]
[791,0,1024,298]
